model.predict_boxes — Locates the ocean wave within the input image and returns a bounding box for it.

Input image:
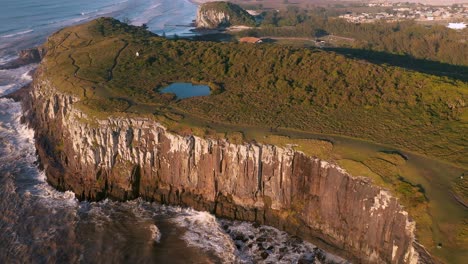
[0,84,15,95]
[220,220,349,264]
[0,64,37,96]
[126,1,165,26]
[79,10,98,16]
[126,0,196,35]
[0,29,34,39]
[0,1,342,262]
[172,209,238,262]
[0,96,78,205]
[0,54,18,65]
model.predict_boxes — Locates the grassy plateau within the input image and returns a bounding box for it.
[40,18,467,263]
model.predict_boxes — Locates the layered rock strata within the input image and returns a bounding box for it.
[195,2,254,29]
[24,69,431,264]
[196,7,231,28]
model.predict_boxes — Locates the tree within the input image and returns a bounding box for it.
[314,29,328,38]
[122,17,131,25]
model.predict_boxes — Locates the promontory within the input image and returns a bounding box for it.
[21,18,467,263]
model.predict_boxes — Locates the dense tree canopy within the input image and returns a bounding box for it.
[241,8,468,65]
[43,18,468,167]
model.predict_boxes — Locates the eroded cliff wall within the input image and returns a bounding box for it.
[195,2,255,29]
[24,69,429,264]
[196,8,231,28]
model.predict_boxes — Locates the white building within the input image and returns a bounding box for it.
[447,22,467,29]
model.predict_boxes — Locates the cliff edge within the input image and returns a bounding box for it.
[19,17,450,263]
[196,1,255,29]
[23,67,432,263]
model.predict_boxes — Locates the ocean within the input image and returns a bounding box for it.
[0,1,343,263]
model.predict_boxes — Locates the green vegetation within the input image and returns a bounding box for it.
[43,18,467,168]
[363,154,431,243]
[199,1,256,28]
[261,135,334,160]
[41,18,468,262]
[452,173,467,206]
[239,7,468,66]
[338,152,431,244]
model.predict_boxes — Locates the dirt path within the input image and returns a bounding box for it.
[108,40,129,81]
[264,36,317,42]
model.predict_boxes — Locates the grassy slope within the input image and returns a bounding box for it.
[41,18,467,262]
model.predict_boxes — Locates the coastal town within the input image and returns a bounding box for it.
[339,2,468,28]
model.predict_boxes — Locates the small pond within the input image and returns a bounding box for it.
[160,83,211,99]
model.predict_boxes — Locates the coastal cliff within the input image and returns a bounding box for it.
[196,1,255,28]
[23,68,432,264]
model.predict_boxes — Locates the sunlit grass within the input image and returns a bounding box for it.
[38,17,468,262]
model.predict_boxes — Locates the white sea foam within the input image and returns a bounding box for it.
[0,63,37,95]
[0,1,348,262]
[0,54,17,65]
[149,224,161,243]
[0,75,346,263]
[124,0,197,36]
[0,97,78,208]
[172,209,238,262]
[79,9,98,16]
[130,3,163,26]
[0,84,15,94]
[220,220,350,264]
[0,29,34,39]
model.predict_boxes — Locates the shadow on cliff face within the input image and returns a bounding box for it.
[326,47,468,82]
[132,165,142,199]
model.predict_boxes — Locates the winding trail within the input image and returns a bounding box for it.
[108,40,129,81]
[68,54,80,76]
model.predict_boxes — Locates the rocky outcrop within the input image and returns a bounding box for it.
[196,8,230,28]
[23,68,432,263]
[0,47,46,69]
[195,1,255,29]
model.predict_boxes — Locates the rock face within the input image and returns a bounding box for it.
[196,8,231,28]
[195,1,255,29]
[0,47,46,69]
[23,68,432,264]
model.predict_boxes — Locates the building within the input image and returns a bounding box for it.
[239,37,262,44]
[447,22,467,30]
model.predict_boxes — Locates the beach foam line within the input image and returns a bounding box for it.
[0,29,34,39]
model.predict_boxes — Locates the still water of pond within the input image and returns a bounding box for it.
[160,83,210,99]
